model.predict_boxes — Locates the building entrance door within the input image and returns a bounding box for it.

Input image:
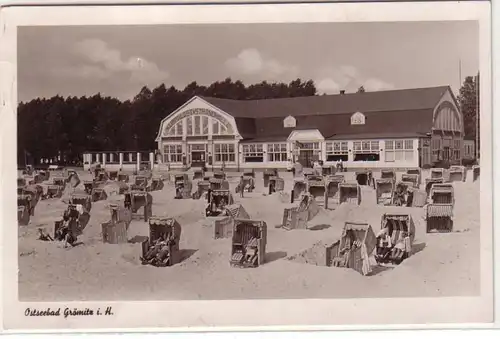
[191,151,205,168]
[298,150,314,168]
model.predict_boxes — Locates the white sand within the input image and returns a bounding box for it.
[18,170,480,301]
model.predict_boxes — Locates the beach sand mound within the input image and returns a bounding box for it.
[288,240,333,266]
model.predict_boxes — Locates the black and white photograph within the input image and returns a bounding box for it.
[0,1,494,331]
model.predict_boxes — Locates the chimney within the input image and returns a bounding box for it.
[340,90,345,95]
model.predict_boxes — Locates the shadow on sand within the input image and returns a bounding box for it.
[266,251,288,263]
[128,235,149,244]
[178,249,198,263]
[412,242,426,255]
[308,224,331,231]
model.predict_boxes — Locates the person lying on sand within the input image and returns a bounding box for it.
[37,228,54,241]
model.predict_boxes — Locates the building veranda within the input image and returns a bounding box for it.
[83,86,467,171]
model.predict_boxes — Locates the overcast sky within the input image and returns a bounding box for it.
[17,21,478,102]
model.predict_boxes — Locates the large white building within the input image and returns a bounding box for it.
[83,86,466,171]
[154,86,464,170]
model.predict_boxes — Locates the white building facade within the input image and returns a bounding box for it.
[82,86,466,172]
[154,96,435,171]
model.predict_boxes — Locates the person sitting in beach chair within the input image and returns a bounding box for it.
[389,231,409,264]
[141,237,164,265]
[205,201,217,217]
[243,246,258,266]
[54,213,77,248]
[375,228,392,262]
[175,186,182,199]
[154,239,175,267]
[206,198,229,217]
[393,185,406,206]
[141,234,177,267]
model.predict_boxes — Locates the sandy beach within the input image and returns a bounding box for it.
[18,169,480,301]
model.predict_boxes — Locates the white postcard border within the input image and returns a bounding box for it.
[0,1,493,331]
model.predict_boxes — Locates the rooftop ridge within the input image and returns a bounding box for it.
[200,85,450,103]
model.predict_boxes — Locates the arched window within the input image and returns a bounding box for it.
[435,103,461,132]
[162,108,234,137]
[166,121,183,136]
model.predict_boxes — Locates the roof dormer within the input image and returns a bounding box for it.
[350,111,366,125]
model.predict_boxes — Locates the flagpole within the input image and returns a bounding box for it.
[476,74,479,162]
[458,59,462,165]
[459,59,462,90]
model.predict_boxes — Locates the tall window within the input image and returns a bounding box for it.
[242,144,264,163]
[186,118,193,135]
[212,120,229,135]
[300,142,320,150]
[194,116,201,135]
[163,145,182,163]
[214,143,235,162]
[202,116,209,135]
[326,141,348,161]
[167,121,183,136]
[385,139,414,162]
[431,138,441,162]
[353,140,380,161]
[268,143,287,162]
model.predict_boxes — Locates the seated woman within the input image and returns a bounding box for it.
[206,200,219,217]
[141,236,166,265]
[243,246,258,265]
[55,214,77,248]
[390,231,409,264]
[375,228,392,262]
[175,186,183,199]
[154,238,175,267]
[393,186,406,206]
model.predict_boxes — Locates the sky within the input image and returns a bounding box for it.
[17,21,479,102]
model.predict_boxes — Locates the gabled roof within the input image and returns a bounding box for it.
[200,86,450,118]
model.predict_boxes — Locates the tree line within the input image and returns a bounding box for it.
[17,75,479,166]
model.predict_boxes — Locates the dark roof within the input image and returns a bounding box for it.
[243,109,435,141]
[241,135,290,143]
[201,86,449,118]
[328,132,429,140]
[198,86,452,142]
